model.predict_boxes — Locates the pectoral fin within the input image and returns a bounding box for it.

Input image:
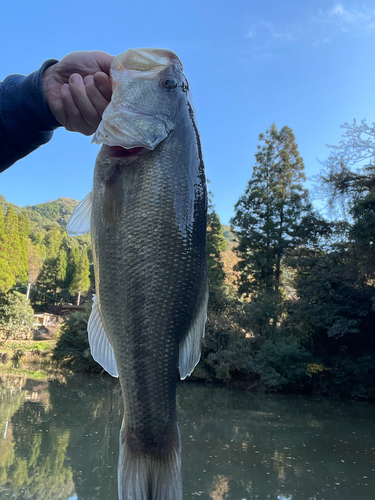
[88,295,119,377]
[102,165,123,226]
[179,280,209,379]
[66,191,92,236]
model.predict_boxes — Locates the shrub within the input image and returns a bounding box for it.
[53,307,101,373]
[0,291,35,343]
[252,340,314,390]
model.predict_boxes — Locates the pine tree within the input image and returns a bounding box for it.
[0,207,13,292]
[231,124,313,298]
[69,247,90,305]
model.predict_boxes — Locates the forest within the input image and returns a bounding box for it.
[1,119,375,399]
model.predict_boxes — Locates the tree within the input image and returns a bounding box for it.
[43,227,63,260]
[55,248,68,286]
[318,119,375,216]
[206,209,227,310]
[0,207,13,293]
[17,213,29,285]
[0,291,35,343]
[231,124,314,299]
[69,247,90,305]
[4,205,21,285]
[27,240,43,284]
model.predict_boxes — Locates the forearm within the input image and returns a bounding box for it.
[0,60,61,173]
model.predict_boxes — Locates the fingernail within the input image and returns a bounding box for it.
[70,74,80,84]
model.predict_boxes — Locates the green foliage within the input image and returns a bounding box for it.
[0,291,35,342]
[199,310,253,382]
[69,246,91,302]
[252,340,313,390]
[0,207,13,293]
[53,308,101,372]
[206,209,227,311]
[4,205,22,285]
[231,124,315,299]
[17,213,29,284]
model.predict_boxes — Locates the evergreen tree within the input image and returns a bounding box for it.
[27,240,43,284]
[36,259,60,303]
[17,213,29,285]
[4,205,21,286]
[69,247,90,305]
[65,244,80,289]
[231,124,313,298]
[0,207,13,292]
[206,209,227,310]
[44,228,63,260]
[56,248,68,287]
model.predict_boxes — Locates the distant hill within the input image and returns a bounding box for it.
[24,197,79,228]
[1,193,240,288]
[0,194,79,231]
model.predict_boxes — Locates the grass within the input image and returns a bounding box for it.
[0,340,55,355]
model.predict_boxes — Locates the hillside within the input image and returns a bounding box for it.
[1,194,238,286]
[0,195,79,231]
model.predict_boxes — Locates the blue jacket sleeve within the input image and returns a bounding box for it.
[0,60,61,173]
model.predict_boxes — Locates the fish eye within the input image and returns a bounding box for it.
[161,78,178,90]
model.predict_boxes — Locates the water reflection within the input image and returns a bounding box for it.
[0,374,374,500]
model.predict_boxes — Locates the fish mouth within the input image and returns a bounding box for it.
[105,145,149,158]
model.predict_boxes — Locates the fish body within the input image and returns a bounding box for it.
[67,48,208,500]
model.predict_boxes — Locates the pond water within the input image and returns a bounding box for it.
[0,372,374,500]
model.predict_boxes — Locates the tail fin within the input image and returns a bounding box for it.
[118,420,183,500]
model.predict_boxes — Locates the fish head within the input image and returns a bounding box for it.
[93,48,187,150]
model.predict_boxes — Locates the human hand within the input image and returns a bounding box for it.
[42,51,115,135]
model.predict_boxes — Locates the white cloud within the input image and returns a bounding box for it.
[261,21,298,42]
[320,3,375,30]
[244,3,375,57]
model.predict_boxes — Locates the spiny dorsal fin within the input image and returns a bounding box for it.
[66,191,92,236]
[179,280,209,379]
[102,165,123,226]
[88,295,119,377]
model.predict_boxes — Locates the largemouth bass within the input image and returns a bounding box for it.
[67,48,208,500]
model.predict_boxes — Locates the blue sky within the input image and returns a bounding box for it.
[1,0,375,224]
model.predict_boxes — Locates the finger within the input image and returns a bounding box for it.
[61,82,94,135]
[93,51,115,75]
[68,73,101,129]
[93,71,112,101]
[84,74,110,117]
